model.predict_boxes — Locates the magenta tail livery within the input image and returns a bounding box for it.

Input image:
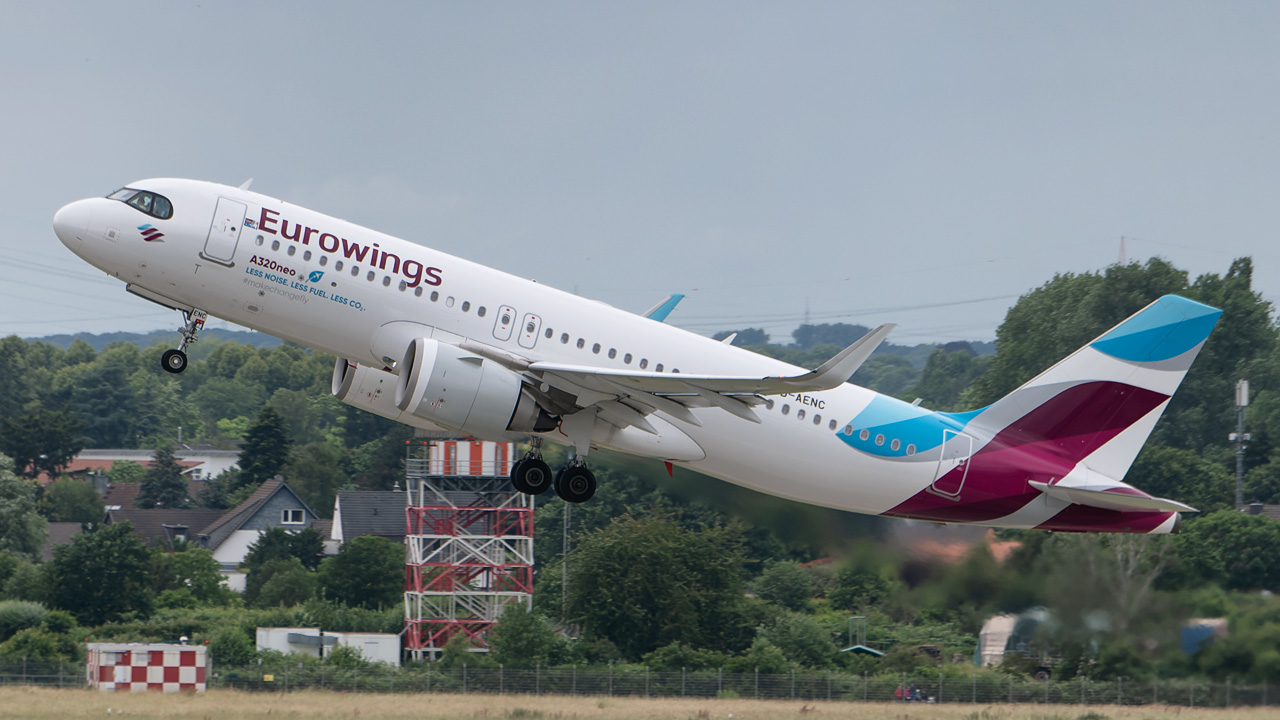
[52,179,1221,533]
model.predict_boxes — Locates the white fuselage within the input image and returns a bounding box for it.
[54,179,936,516]
[59,178,1196,535]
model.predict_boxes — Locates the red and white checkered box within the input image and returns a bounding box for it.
[86,643,207,693]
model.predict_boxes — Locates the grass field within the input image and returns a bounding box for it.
[1,688,1278,720]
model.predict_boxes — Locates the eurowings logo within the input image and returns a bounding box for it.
[138,224,165,242]
[308,271,324,283]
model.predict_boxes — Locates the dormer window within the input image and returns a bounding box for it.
[282,509,304,524]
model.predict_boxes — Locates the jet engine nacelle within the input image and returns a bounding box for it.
[394,337,558,438]
[331,357,448,432]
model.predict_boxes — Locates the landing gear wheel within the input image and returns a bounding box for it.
[162,308,207,375]
[161,348,188,374]
[512,457,553,495]
[554,464,597,503]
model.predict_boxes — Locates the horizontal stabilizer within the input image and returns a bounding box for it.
[1029,480,1196,514]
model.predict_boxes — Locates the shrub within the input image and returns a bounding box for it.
[208,626,255,666]
[0,600,47,642]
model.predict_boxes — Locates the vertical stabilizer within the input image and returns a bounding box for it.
[968,294,1221,481]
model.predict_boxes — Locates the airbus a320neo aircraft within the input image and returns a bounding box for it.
[53,179,1222,533]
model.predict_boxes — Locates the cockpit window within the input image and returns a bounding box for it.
[108,187,173,220]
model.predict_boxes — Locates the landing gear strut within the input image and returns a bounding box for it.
[161,309,207,374]
[552,410,597,504]
[511,437,554,495]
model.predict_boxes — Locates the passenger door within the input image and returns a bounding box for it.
[201,198,246,266]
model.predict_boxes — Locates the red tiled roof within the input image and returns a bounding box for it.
[39,458,201,485]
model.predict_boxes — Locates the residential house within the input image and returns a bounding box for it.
[330,491,410,548]
[197,477,329,591]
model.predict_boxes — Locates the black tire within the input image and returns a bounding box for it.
[509,458,529,492]
[514,458,553,495]
[554,465,597,503]
[1032,669,1051,682]
[161,349,188,374]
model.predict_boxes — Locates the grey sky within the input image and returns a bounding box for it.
[4,2,1279,345]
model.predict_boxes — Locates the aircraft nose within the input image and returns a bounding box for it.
[53,200,92,248]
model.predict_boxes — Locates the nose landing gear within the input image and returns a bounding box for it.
[161,309,207,374]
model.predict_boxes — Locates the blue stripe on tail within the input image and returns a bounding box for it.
[1090,295,1222,363]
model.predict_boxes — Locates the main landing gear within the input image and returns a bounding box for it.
[509,436,597,503]
[161,309,207,374]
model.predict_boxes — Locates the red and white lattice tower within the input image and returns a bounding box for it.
[403,435,532,661]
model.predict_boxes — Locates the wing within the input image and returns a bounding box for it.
[522,323,895,430]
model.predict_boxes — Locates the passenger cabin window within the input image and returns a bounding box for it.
[109,188,173,220]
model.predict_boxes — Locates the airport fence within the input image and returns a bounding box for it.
[2,658,1275,707]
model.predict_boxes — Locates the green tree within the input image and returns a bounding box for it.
[488,602,564,668]
[317,536,403,609]
[725,637,792,673]
[242,526,325,572]
[828,543,902,612]
[566,514,750,660]
[242,527,324,605]
[46,522,153,625]
[0,600,47,642]
[851,355,919,396]
[253,558,316,607]
[154,547,232,605]
[0,455,47,560]
[1125,443,1233,513]
[792,323,870,350]
[52,343,145,448]
[107,460,145,485]
[0,406,85,478]
[208,626,255,665]
[38,477,105,523]
[0,558,47,603]
[757,611,837,668]
[752,560,813,612]
[0,337,34,421]
[136,445,189,509]
[236,407,292,490]
[286,442,348,517]
[436,632,493,669]
[642,641,729,670]
[1173,510,1280,591]
[913,346,986,410]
